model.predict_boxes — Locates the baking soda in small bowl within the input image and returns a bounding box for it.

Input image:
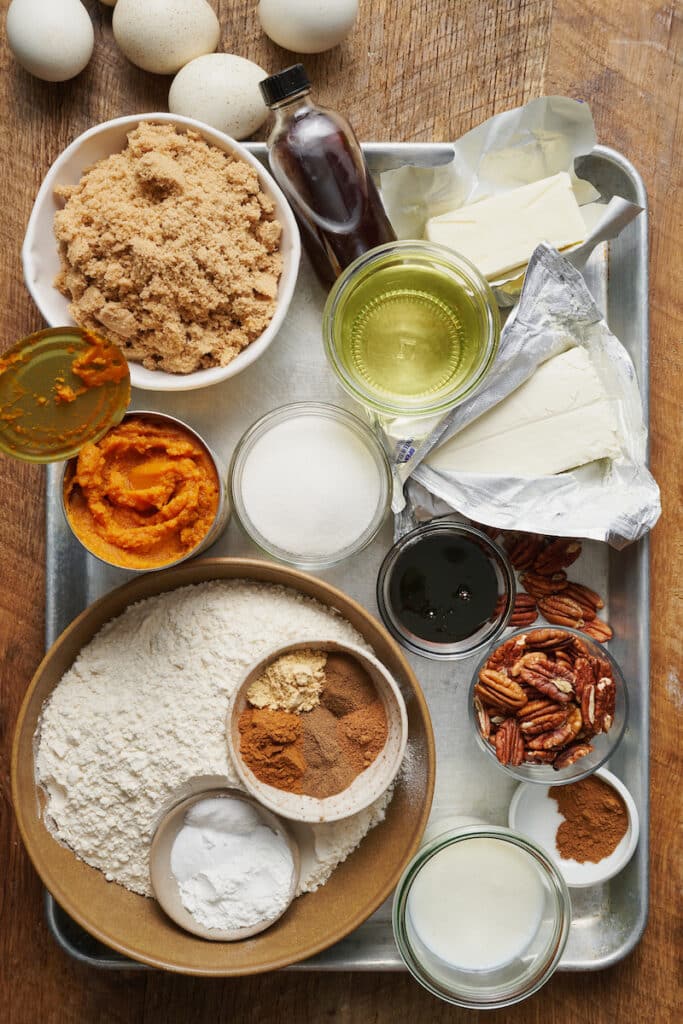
[230,403,392,569]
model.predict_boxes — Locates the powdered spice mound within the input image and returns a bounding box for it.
[53,123,283,374]
[238,707,304,792]
[551,776,628,863]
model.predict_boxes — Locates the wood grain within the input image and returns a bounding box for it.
[1,0,680,1020]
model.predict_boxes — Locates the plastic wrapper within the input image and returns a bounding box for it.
[379,96,642,306]
[393,245,660,548]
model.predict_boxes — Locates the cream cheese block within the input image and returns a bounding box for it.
[425,172,586,279]
[426,347,622,477]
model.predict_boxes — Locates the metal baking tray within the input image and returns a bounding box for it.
[41,142,649,971]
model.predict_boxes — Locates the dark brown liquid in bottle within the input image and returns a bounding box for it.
[269,106,396,287]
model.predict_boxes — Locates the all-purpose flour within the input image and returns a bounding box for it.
[35,580,392,897]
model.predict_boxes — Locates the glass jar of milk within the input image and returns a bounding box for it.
[392,826,570,1008]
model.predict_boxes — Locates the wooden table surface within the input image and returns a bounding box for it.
[1,1,680,1020]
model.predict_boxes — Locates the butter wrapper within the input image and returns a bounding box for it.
[393,245,660,549]
[379,96,641,305]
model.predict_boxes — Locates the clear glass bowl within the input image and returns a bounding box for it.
[469,627,629,784]
[323,241,500,418]
[392,826,571,1009]
[376,519,515,660]
[229,402,392,570]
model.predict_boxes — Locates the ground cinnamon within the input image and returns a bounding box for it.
[237,707,304,793]
[550,776,628,863]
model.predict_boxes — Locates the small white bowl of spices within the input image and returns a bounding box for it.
[508,767,639,887]
[226,640,408,823]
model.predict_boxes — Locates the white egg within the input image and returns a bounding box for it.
[6,0,94,82]
[169,54,270,140]
[113,0,220,75]
[258,0,358,54]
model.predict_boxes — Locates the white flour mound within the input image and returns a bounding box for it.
[35,580,393,897]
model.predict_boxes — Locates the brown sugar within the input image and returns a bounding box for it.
[53,123,282,375]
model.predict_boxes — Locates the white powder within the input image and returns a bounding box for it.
[171,796,294,932]
[35,580,392,897]
[239,414,384,557]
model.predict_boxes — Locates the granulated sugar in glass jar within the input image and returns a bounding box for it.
[230,402,392,569]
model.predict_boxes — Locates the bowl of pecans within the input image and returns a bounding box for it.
[469,627,628,784]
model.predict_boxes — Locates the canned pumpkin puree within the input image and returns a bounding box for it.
[62,411,229,571]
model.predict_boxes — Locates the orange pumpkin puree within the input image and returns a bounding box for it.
[63,416,220,569]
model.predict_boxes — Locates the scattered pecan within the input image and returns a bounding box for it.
[504,533,545,571]
[537,594,586,628]
[494,718,525,766]
[553,742,594,770]
[474,669,528,712]
[563,581,604,611]
[582,619,614,642]
[533,538,582,575]
[469,519,501,541]
[507,593,539,627]
[520,571,568,599]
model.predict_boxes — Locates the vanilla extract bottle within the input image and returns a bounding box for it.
[260,64,397,287]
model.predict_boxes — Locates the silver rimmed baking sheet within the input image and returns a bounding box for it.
[42,142,649,972]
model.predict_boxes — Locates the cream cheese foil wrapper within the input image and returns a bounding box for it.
[392,245,661,549]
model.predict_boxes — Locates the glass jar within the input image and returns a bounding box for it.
[323,241,500,419]
[230,402,392,570]
[392,826,571,1008]
[469,627,629,784]
[376,519,515,660]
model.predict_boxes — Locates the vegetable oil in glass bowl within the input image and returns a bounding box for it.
[323,242,500,419]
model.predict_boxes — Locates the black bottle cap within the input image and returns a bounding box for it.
[259,64,311,107]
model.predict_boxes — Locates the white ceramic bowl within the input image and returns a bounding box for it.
[227,640,409,823]
[22,113,301,393]
[508,767,639,887]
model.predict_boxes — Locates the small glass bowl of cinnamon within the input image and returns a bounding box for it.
[225,640,408,823]
[468,627,629,785]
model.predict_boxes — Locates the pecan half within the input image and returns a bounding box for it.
[538,594,586,628]
[475,669,528,712]
[474,696,491,739]
[573,656,596,701]
[524,628,575,651]
[524,750,558,764]
[527,719,576,750]
[564,581,604,611]
[504,533,545,570]
[520,571,568,599]
[508,593,539,627]
[520,709,569,736]
[494,718,525,766]
[581,682,597,732]
[553,741,594,770]
[582,619,614,642]
[533,538,582,575]
[595,676,616,732]
[517,657,576,704]
[488,635,528,670]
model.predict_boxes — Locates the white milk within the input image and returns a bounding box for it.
[407,837,546,971]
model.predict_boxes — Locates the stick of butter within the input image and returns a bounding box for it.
[425,172,586,279]
[426,347,622,477]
